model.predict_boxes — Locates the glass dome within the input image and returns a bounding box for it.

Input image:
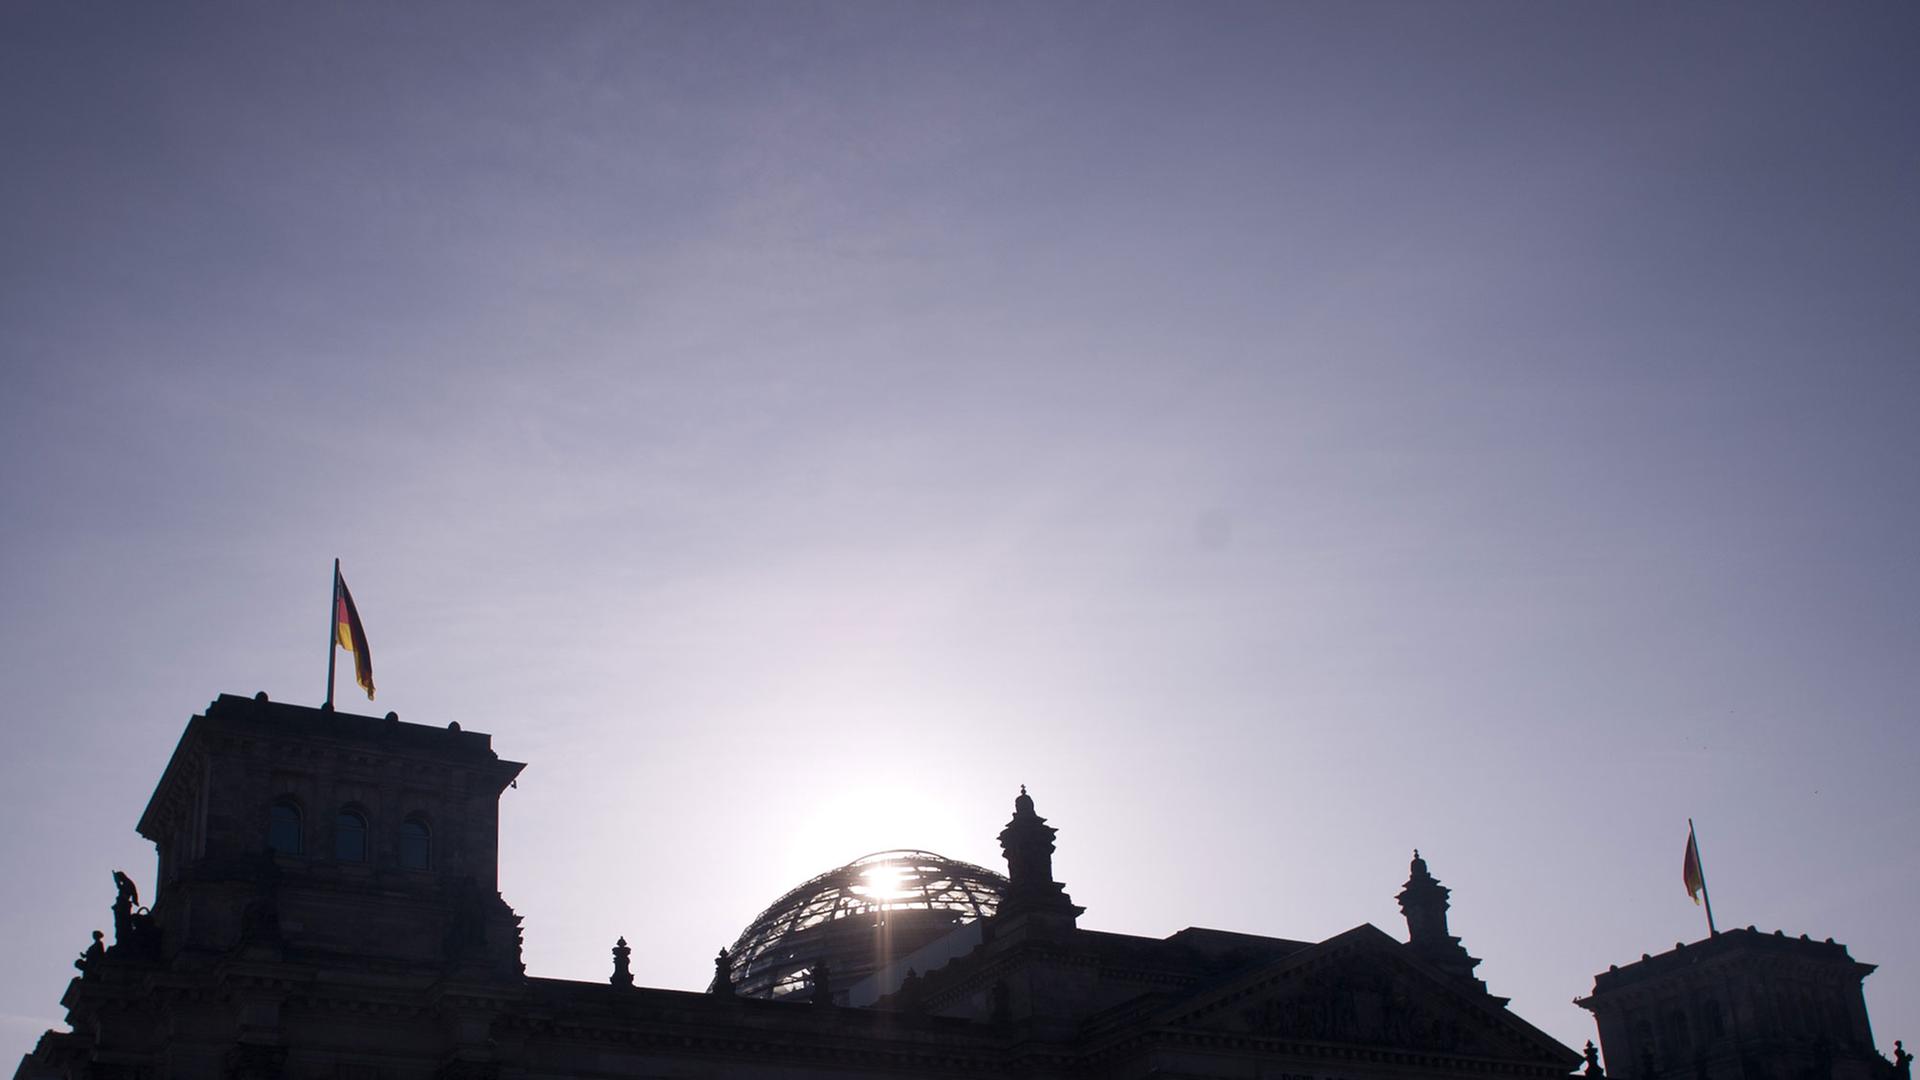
[723,849,1008,1001]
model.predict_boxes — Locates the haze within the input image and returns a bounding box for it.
[3,2,1917,1059]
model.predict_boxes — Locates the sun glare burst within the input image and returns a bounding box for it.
[850,862,913,903]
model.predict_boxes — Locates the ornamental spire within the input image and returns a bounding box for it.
[996,787,1083,923]
[1397,850,1484,991]
[610,936,633,987]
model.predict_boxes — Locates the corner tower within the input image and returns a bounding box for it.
[134,692,526,974]
[1577,929,1884,1080]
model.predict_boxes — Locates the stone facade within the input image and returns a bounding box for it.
[16,693,1581,1080]
[1578,930,1888,1080]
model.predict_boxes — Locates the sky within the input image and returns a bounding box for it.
[3,0,1918,1063]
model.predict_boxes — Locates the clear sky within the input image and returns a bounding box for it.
[3,1,1917,1062]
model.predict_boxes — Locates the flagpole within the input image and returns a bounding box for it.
[325,559,339,710]
[1690,818,1718,936]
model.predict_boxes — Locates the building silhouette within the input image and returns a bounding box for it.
[1578,929,1893,1080]
[15,691,1791,1080]
[720,849,1007,1003]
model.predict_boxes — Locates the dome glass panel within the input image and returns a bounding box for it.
[723,849,1007,1001]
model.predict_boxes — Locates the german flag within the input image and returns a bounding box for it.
[1682,830,1704,905]
[334,567,375,700]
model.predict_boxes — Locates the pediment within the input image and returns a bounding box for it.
[1156,924,1576,1065]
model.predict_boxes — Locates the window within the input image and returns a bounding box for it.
[1665,1008,1692,1053]
[399,817,431,870]
[334,810,368,862]
[269,800,303,855]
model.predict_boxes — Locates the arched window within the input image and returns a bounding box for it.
[1665,1008,1692,1053]
[268,800,303,855]
[399,817,431,870]
[334,809,368,862]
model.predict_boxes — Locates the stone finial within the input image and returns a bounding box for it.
[710,946,735,996]
[610,936,633,987]
[1396,850,1484,991]
[1585,1040,1604,1077]
[1397,850,1449,940]
[1893,1040,1911,1080]
[996,787,1083,922]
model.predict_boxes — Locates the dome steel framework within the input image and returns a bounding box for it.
[723,849,1008,1001]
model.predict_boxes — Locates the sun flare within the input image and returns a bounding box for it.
[850,862,913,903]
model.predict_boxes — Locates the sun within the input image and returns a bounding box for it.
[849,861,913,903]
